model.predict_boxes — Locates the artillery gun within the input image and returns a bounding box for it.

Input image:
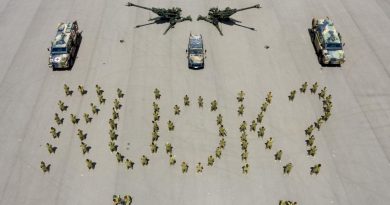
[197,4,261,35]
[127,2,192,35]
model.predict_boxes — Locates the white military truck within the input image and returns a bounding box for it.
[186,34,206,69]
[311,17,345,65]
[48,21,81,70]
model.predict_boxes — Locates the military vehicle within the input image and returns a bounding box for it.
[186,34,206,69]
[310,17,345,65]
[48,21,81,70]
[197,4,261,35]
[126,2,192,35]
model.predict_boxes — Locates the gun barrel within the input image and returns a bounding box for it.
[127,2,153,11]
[236,4,261,12]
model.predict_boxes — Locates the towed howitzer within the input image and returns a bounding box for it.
[197,4,261,35]
[127,2,192,35]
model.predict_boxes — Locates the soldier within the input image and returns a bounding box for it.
[261,102,268,112]
[215,146,222,159]
[210,100,218,111]
[305,125,314,136]
[318,87,327,99]
[141,155,149,166]
[125,159,135,170]
[114,99,121,110]
[83,113,92,123]
[307,146,317,157]
[310,163,321,175]
[86,159,96,170]
[257,126,265,138]
[112,108,119,120]
[216,114,223,125]
[169,154,176,165]
[219,138,226,149]
[98,95,106,105]
[219,125,227,137]
[314,118,323,130]
[109,141,118,152]
[310,82,318,94]
[95,84,103,96]
[58,100,67,112]
[250,120,257,132]
[113,195,122,205]
[40,161,50,173]
[266,91,273,104]
[152,131,159,141]
[184,95,190,106]
[241,150,248,161]
[208,155,215,166]
[257,112,264,123]
[117,88,124,98]
[50,127,60,139]
[153,112,160,121]
[174,105,180,115]
[54,113,63,125]
[181,161,189,173]
[70,114,79,124]
[64,84,73,96]
[265,137,273,149]
[198,96,204,108]
[77,129,86,141]
[154,88,161,100]
[80,142,91,155]
[300,81,308,93]
[239,121,247,133]
[168,120,175,131]
[325,94,332,102]
[238,104,244,116]
[109,119,117,130]
[283,163,293,174]
[305,135,315,147]
[116,152,124,163]
[153,102,160,113]
[274,150,282,161]
[78,85,86,95]
[165,143,173,154]
[241,139,248,151]
[196,162,204,173]
[242,163,249,174]
[46,143,57,154]
[288,90,296,101]
[237,90,245,102]
[90,103,99,115]
[153,121,159,132]
[123,195,132,205]
[109,130,118,141]
[321,111,331,122]
[150,142,158,153]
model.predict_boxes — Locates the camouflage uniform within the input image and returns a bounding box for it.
[153,112,160,121]
[95,84,103,96]
[250,120,257,132]
[112,108,119,120]
[153,102,160,113]
[83,113,92,123]
[283,163,293,174]
[305,125,314,136]
[165,143,173,154]
[64,84,72,96]
[219,138,226,149]
[300,82,308,93]
[216,114,223,125]
[237,90,245,102]
[305,135,315,147]
[215,147,222,159]
[169,154,176,165]
[241,150,248,161]
[125,159,135,170]
[174,105,180,115]
[77,129,86,141]
[86,159,95,169]
[109,119,117,130]
[109,141,118,152]
[90,103,99,115]
[239,121,247,133]
[40,161,50,173]
[310,164,321,175]
[210,100,218,111]
[184,95,190,106]
[109,130,118,141]
[117,88,124,98]
[257,112,264,123]
[141,155,149,166]
[154,88,161,100]
[198,96,203,108]
[70,114,79,124]
[116,152,124,163]
[58,100,67,112]
[314,118,323,130]
[266,92,273,104]
[257,126,265,138]
[80,142,90,155]
[274,150,282,161]
[261,102,268,112]
[208,155,215,166]
[307,146,317,157]
[219,125,227,137]
[152,131,159,141]
[238,104,244,116]
[242,163,249,174]
[123,195,132,205]
[310,82,318,94]
[150,142,158,153]
[181,162,189,173]
[265,137,273,149]
[98,95,106,105]
[54,113,63,125]
[288,90,296,101]
[153,121,159,132]
[50,127,59,139]
[114,99,121,110]
[196,162,203,173]
[168,120,175,131]
[78,85,86,95]
[46,143,57,154]
[318,87,327,99]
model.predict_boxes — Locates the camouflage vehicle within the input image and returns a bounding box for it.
[311,17,345,65]
[197,4,261,35]
[127,2,192,35]
[48,21,81,70]
[186,34,206,69]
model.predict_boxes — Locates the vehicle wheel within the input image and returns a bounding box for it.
[312,18,317,29]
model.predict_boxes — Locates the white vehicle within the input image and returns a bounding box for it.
[186,34,206,69]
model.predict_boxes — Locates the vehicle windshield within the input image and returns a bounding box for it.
[190,49,203,55]
[325,43,342,50]
[51,47,67,54]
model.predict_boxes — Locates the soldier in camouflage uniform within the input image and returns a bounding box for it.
[109,119,117,130]
[237,90,245,102]
[250,120,257,132]
[154,88,161,100]
[109,130,118,141]
[123,195,132,205]
[58,100,67,112]
[310,82,318,94]
[86,159,95,169]
[305,125,314,136]
[80,142,90,155]
[50,127,60,139]
[114,99,121,110]
[125,159,135,170]
[46,143,57,154]
[198,96,203,108]
[83,113,92,123]
[242,163,249,174]
[184,95,190,106]
[117,88,124,98]
[169,154,176,165]
[152,131,159,141]
[78,85,86,95]
[196,162,203,173]
[219,125,227,137]
[314,118,323,130]
[307,146,317,157]
[288,90,296,101]
[152,121,159,132]
[219,138,226,149]
[70,114,79,124]
[238,104,244,116]
[181,161,189,173]
[305,135,315,147]
[153,112,160,121]
[174,105,180,115]
[40,161,50,173]
[141,155,149,166]
[90,103,99,115]
[113,195,121,205]
[54,113,63,125]
[112,108,119,120]
[300,81,308,93]
[241,150,248,161]
[257,126,265,138]
[265,137,273,149]
[239,121,247,133]
[210,100,218,111]
[150,142,158,153]
[310,164,321,175]
[109,141,118,152]
[64,84,73,96]
[266,92,272,104]
[216,114,223,125]
[168,120,175,131]
[116,152,124,163]
[261,102,268,112]
[77,129,86,141]
[95,84,103,96]
[283,163,293,174]
[98,95,106,105]
[165,143,173,154]
[208,155,215,166]
[318,87,327,99]
[274,150,282,161]
[257,112,264,123]
[215,146,222,159]
[321,111,331,122]
[153,102,160,113]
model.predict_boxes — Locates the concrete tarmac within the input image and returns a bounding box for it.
[0,0,389,204]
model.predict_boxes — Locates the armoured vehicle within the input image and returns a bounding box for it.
[48,21,81,70]
[186,34,206,69]
[311,17,345,65]
[126,2,192,35]
[197,4,261,35]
